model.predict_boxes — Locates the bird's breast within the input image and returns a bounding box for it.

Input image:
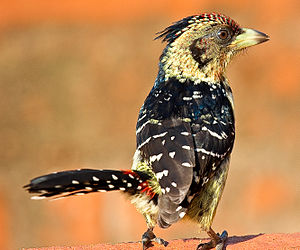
[138,77,234,124]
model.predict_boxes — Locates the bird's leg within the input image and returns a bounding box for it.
[197,227,228,250]
[142,227,168,249]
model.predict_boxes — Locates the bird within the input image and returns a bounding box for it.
[24,12,269,250]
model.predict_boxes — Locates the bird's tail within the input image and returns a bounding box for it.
[24,169,153,200]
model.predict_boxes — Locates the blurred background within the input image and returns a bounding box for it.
[0,0,299,249]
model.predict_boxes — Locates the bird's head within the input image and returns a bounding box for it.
[156,13,269,83]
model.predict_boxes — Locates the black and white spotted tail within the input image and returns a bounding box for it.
[24,169,152,200]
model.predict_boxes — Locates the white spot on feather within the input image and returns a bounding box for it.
[153,132,168,138]
[181,132,189,136]
[157,153,163,161]
[156,172,164,179]
[156,169,169,180]
[150,153,163,163]
[176,206,182,212]
[182,162,192,167]
[169,151,176,158]
[137,136,151,149]
[202,126,223,139]
[193,94,202,99]
[112,174,118,180]
[202,177,209,186]
[31,196,46,200]
[179,211,186,218]
[92,176,99,181]
[138,113,147,122]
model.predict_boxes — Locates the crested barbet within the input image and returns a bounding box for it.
[24,13,269,249]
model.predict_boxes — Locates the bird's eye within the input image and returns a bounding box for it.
[217,29,230,41]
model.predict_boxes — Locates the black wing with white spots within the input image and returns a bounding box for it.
[189,81,235,185]
[137,118,195,228]
[136,77,235,227]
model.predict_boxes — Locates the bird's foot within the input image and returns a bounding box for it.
[197,230,228,250]
[142,228,168,249]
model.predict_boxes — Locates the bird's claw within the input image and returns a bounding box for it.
[142,229,168,249]
[197,230,228,250]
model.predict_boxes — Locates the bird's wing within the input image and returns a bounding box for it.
[137,117,195,228]
[190,113,235,182]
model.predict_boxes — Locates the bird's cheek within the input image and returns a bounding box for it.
[206,45,219,60]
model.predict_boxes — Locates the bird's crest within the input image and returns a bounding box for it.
[155,13,240,43]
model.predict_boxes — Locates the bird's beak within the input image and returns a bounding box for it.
[231,28,269,50]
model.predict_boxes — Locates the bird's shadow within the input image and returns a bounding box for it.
[224,233,263,247]
[141,233,263,249]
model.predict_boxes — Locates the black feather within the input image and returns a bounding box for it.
[24,169,152,199]
[155,15,196,43]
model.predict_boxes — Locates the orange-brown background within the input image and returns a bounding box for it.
[0,0,299,249]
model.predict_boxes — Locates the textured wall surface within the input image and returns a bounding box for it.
[24,233,300,249]
[0,0,299,249]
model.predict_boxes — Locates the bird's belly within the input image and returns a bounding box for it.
[129,193,159,228]
[186,156,230,230]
